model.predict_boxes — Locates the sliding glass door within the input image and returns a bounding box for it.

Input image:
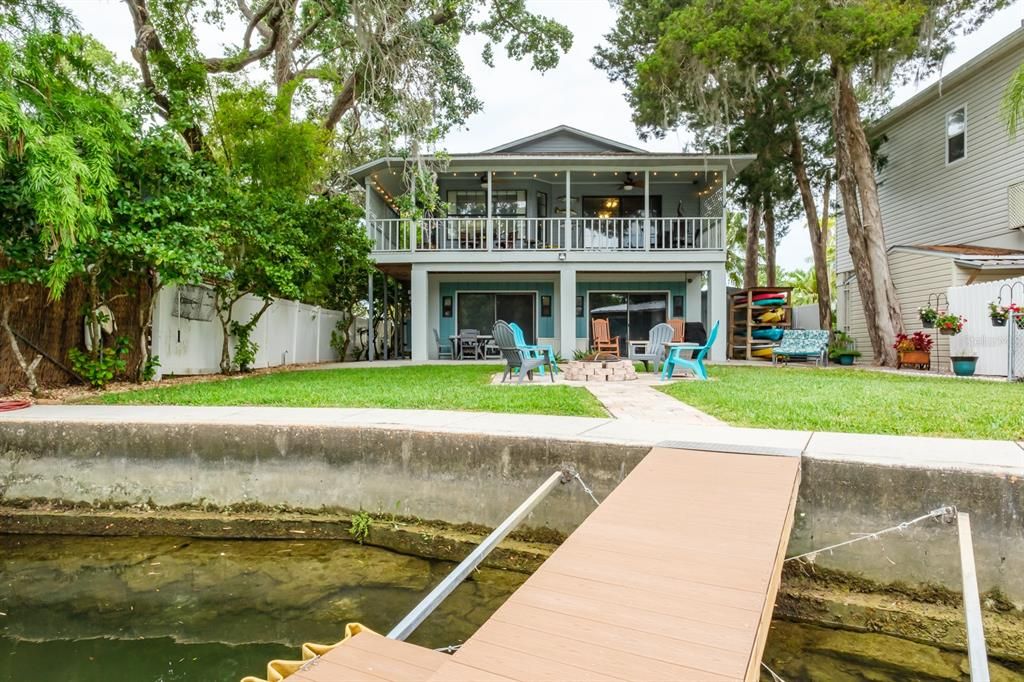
[588,292,668,355]
[457,292,536,342]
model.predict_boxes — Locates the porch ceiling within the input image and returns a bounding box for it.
[351,153,755,183]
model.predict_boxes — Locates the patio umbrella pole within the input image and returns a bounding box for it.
[387,469,573,641]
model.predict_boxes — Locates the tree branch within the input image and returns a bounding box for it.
[236,0,272,37]
[205,0,285,73]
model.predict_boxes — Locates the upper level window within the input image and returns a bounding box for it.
[446,190,526,217]
[946,107,965,163]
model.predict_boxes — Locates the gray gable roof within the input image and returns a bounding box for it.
[482,125,647,154]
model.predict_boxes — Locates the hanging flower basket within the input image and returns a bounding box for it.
[918,306,939,328]
[990,302,1022,328]
[935,313,965,336]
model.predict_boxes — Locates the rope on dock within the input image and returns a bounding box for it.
[785,505,957,564]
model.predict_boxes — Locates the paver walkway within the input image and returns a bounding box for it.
[582,376,724,425]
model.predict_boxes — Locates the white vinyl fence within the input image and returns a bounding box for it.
[946,276,1024,377]
[150,284,353,378]
[791,303,822,330]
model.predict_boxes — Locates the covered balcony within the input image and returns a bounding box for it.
[364,168,727,256]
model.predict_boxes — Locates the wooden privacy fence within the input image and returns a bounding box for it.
[946,276,1024,377]
[0,279,149,389]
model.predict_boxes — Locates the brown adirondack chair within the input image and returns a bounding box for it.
[668,318,685,343]
[591,318,621,354]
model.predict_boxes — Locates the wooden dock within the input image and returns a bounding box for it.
[295,444,801,681]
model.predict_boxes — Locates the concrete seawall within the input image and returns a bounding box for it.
[1,408,1022,605]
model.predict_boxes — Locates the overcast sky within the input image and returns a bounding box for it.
[62,0,1024,268]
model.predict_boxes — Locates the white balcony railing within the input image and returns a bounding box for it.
[368,216,723,254]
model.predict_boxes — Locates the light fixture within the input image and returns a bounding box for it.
[558,252,567,261]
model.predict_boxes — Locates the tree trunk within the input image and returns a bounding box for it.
[833,64,903,365]
[789,126,834,331]
[217,295,236,374]
[763,197,776,287]
[1,295,43,395]
[135,273,161,381]
[743,200,761,289]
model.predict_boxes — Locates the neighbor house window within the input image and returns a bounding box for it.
[946,107,965,163]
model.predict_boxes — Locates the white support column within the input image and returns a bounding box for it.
[486,170,493,251]
[559,267,577,359]
[721,167,728,249]
[364,177,374,243]
[410,265,429,362]
[708,263,727,362]
[409,171,417,252]
[643,170,650,251]
[563,170,571,250]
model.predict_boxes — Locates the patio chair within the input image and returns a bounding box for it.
[509,322,559,375]
[771,329,829,367]
[661,321,719,381]
[668,318,685,343]
[592,318,621,354]
[493,320,554,384]
[629,323,674,373]
[433,328,453,359]
[459,329,483,360]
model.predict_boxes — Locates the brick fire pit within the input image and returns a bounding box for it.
[563,358,638,382]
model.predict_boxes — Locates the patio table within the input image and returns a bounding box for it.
[449,334,494,360]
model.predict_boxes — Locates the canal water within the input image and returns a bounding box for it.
[2,535,1019,681]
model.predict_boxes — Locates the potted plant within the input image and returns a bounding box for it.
[949,335,978,377]
[827,331,861,366]
[990,302,1024,329]
[894,331,933,370]
[934,313,965,336]
[989,301,1009,327]
[918,305,939,328]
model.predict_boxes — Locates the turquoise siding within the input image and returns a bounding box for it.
[439,281,555,341]
[575,280,687,339]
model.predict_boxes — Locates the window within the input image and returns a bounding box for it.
[446,190,527,217]
[588,292,668,355]
[946,107,965,163]
[447,191,486,216]
[457,292,535,341]
[492,190,527,217]
[582,196,661,218]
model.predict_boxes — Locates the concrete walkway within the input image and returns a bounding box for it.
[4,404,1022,475]
[580,377,724,425]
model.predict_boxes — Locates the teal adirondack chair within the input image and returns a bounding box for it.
[509,322,559,375]
[661,321,719,381]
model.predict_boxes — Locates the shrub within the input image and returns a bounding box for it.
[69,336,132,389]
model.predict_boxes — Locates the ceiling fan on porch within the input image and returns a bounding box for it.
[619,172,644,192]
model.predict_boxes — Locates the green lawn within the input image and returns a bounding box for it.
[94,365,608,417]
[658,366,1024,440]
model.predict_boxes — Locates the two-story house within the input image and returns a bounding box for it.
[351,126,753,362]
[837,28,1024,359]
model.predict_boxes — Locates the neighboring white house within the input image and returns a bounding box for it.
[350,125,754,362]
[836,28,1024,362]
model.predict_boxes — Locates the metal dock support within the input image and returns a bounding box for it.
[387,469,570,641]
[957,512,990,681]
